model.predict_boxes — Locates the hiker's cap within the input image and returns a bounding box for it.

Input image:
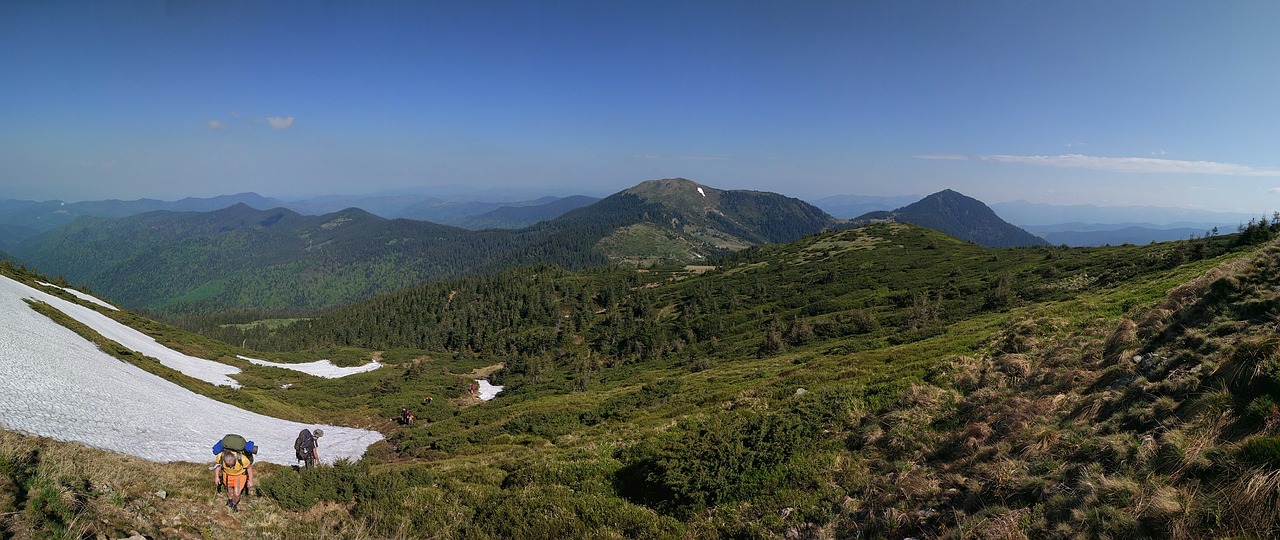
[313,429,324,438]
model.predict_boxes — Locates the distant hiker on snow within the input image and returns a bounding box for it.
[294,428,323,470]
[213,434,254,512]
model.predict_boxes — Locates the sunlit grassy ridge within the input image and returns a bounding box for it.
[3,221,1279,538]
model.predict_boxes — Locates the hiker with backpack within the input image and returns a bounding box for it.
[213,434,255,512]
[295,428,323,470]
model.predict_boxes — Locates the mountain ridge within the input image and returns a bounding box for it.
[8,179,836,313]
[544,178,841,264]
[852,189,1049,247]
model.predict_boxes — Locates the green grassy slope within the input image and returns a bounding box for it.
[3,221,1280,538]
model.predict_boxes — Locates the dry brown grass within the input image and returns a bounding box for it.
[897,383,958,411]
[951,356,985,393]
[994,354,1033,383]
[1218,467,1280,535]
[0,430,352,539]
[1020,427,1060,460]
[1220,336,1280,391]
[1103,320,1138,363]
[1160,258,1255,313]
[966,507,1032,540]
[1137,307,1173,338]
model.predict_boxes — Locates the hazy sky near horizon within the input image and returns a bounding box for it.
[2,1,1279,211]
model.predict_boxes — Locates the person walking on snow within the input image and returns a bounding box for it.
[214,448,253,511]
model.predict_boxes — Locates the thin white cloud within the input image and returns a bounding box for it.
[266,115,295,130]
[206,120,225,130]
[916,153,1280,177]
[1268,187,1280,193]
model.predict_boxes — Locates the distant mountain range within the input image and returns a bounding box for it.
[850,189,1049,248]
[453,195,600,230]
[1021,223,1221,247]
[2,188,1260,251]
[0,193,600,250]
[809,194,921,219]
[5,179,839,313]
[989,200,1253,228]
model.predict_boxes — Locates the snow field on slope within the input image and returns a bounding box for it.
[0,275,383,465]
[23,277,241,387]
[238,355,382,378]
[37,281,119,311]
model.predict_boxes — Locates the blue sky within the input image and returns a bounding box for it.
[2,1,1279,212]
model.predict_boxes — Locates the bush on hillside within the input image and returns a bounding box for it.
[615,391,853,516]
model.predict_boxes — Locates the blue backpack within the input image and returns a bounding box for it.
[213,434,257,463]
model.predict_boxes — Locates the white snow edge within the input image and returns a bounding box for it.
[475,379,503,401]
[1,275,383,465]
[238,355,382,378]
[37,281,119,311]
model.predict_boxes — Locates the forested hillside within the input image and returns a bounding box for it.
[13,204,533,314]
[9,180,838,315]
[543,178,840,265]
[7,218,1280,538]
[207,222,1235,365]
[853,189,1049,247]
[453,195,601,229]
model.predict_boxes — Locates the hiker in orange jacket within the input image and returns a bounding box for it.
[214,449,254,511]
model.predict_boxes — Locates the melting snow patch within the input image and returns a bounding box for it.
[37,281,118,311]
[12,277,241,387]
[475,379,503,401]
[0,275,383,464]
[238,355,382,378]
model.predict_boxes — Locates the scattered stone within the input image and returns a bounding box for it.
[795,387,808,395]
[154,490,167,500]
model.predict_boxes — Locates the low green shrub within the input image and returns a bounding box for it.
[472,484,683,540]
[1238,436,1280,468]
[614,393,846,516]
[502,411,582,439]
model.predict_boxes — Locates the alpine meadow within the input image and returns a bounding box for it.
[6,179,1280,538]
[6,3,1280,538]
